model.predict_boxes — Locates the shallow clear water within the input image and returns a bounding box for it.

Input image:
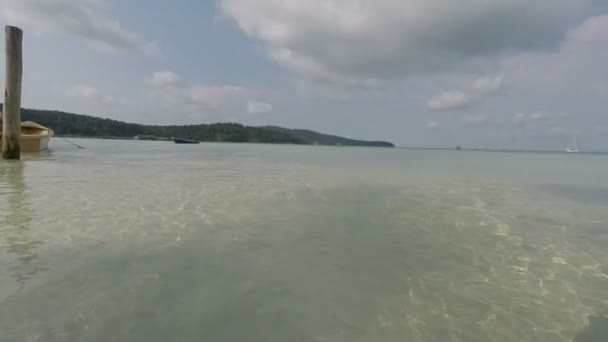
[1,140,607,341]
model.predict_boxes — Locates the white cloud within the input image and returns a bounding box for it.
[427,75,503,111]
[462,114,487,125]
[512,112,527,124]
[426,91,470,110]
[512,111,547,124]
[65,85,131,107]
[472,76,503,94]
[1,0,158,55]
[512,111,547,126]
[567,15,608,45]
[220,0,589,85]
[189,85,243,107]
[148,71,180,87]
[529,111,545,120]
[426,121,439,129]
[247,101,273,114]
[65,85,100,100]
[142,72,245,112]
[102,95,130,106]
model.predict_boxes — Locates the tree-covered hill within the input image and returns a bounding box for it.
[1,105,394,147]
[263,126,395,147]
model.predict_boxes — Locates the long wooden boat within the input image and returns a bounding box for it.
[0,121,54,152]
[173,137,200,144]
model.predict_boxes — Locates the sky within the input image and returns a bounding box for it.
[0,0,607,150]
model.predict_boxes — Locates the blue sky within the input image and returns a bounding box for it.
[1,0,607,150]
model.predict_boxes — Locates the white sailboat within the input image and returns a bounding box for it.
[566,135,580,153]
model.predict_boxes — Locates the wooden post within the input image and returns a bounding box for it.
[2,26,23,160]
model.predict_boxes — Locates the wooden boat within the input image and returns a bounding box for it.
[0,121,54,152]
[173,137,200,144]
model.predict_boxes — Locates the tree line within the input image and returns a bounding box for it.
[0,105,394,147]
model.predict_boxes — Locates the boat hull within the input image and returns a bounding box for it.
[20,134,51,152]
[173,137,200,144]
[0,121,53,152]
[0,135,51,152]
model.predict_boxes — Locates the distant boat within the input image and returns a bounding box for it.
[566,135,580,153]
[134,134,168,141]
[0,121,54,152]
[173,137,200,144]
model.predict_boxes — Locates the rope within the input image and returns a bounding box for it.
[59,137,85,149]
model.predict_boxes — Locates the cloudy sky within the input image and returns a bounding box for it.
[1,0,607,150]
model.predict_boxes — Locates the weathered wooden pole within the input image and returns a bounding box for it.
[2,26,23,160]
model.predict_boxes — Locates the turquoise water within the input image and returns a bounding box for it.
[1,139,607,341]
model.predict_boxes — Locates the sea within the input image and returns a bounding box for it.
[1,139,607,342]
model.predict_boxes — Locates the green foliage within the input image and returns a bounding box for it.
[1,105,394,147]
[15,108,303,144]
[20,108,144,137]
[263,126,395,147]
[143,122,305,144]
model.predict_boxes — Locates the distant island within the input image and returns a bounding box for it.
[6,106,394,148]
[262,126,394,148]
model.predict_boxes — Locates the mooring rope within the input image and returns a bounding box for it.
[59,137,85,149]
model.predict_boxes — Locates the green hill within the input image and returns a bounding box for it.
[1,105,394,147]
[263,126,395,147]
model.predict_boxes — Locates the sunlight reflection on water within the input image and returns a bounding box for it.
[1,140,607,341]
